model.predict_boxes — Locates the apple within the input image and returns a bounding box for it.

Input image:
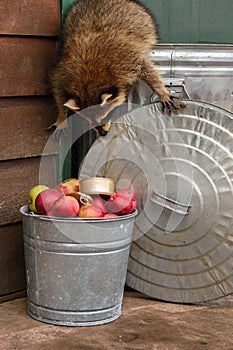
[55,178,79,195]
[35,189,63,215]
[107,189,137,215]
[78,203,105,218]
[92,196,106,214]
[27,184,49,213]
[104,213,118,219]
[53,195,80,217]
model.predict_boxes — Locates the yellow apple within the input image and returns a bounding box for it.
[27,185,49,213]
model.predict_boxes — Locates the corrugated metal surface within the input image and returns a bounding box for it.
[151,44,233,113]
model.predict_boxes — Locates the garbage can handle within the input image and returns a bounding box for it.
[150,190,191,216]
[150,78,191,102]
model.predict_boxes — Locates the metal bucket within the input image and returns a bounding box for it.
[20,205,137,326]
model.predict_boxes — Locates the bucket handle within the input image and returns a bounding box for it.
[77,192,94,205]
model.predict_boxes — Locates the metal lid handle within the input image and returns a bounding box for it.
[150,191,191,216]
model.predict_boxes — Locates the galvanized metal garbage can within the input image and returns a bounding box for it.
[20,205,137,326]
[80,99,233,304]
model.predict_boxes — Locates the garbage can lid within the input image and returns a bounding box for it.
[80,100,233,303]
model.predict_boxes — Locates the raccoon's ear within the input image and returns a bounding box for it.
[100,93,113,106]
[64,98,80,111]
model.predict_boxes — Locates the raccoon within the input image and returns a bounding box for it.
[49,0,177,136]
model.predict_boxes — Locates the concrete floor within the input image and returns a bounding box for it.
[1,290,233,350]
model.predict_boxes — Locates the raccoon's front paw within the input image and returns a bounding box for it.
[160,95,185,114]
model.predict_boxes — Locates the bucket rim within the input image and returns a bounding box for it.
[20,205,137,223]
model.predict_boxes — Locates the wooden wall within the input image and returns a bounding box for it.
[0,0,60,300]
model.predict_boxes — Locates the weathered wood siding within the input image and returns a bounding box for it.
[0,0,60,299]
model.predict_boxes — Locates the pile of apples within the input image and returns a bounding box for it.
[27,178,137,219]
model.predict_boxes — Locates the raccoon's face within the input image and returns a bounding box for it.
[63,88,126,136]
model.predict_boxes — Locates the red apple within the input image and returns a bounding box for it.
[104,213,118,219]
[107,189,137,215]
[53,195,80,217]
[92,196,106,214]
[55,178,80,195]
[35,189,63,215]
[78,203,105,218]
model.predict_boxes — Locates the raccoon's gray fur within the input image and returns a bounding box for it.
[50,0,175,136]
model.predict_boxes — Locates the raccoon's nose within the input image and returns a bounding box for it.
[95,125,108,136]
[98,129,108,136]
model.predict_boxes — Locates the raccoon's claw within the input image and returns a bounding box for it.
[161,95,186,114]
[54,127,68,140]
[46,122,68,140]
[47,122,57,131]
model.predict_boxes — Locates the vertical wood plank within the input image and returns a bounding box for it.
[190,0,200,43]
[144,0,169,43]
[61,0,75,17]
[168,0,192,43]
[199,0,233,43]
